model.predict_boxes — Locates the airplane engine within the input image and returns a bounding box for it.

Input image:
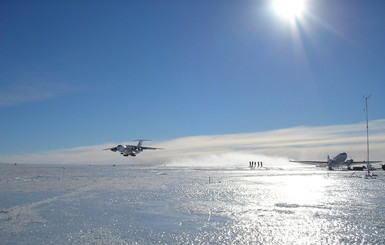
[327,158,333,170]
[116,145,126,152]
[346,159,354,165]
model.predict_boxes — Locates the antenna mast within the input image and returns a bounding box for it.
[365,96,369,163]
[364,96,371,175]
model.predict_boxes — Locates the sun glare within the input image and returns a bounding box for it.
[272,0,306,20]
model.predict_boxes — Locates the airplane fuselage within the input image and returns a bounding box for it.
[114,144,142,156]
[328,152,348,167]
[104,140,162,157]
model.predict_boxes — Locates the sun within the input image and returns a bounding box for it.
[272,0,306,20]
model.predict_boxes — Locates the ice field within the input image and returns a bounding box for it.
[1,163,385,244]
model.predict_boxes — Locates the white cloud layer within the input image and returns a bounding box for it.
[1,120,385,167]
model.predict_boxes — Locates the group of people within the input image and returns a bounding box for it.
[249,161,263,168]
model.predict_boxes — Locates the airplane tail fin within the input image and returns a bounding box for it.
[134,139,151,147]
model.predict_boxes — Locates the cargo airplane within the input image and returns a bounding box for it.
[104,140,163,157]
[290,152,382,170]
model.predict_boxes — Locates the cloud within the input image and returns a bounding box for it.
[1,120,385,167]
[0,74,79,107]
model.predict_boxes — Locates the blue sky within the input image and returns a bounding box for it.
[1,0,385,163]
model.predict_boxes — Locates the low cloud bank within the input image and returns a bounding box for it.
[1,120,385,166]
[165,152,290,168]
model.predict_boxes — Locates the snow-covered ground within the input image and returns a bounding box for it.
[1,164,384,244]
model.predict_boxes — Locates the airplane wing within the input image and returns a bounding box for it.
[290,160,327,164]
[347,160,382,165]
[139,146,163,150]
[103,147,117,151]
[123,145,163,150]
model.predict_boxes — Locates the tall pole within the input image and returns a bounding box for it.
[364,96,370,174]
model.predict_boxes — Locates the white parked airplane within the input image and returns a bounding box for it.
[290,152,382,170]
[104,140,163,157]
